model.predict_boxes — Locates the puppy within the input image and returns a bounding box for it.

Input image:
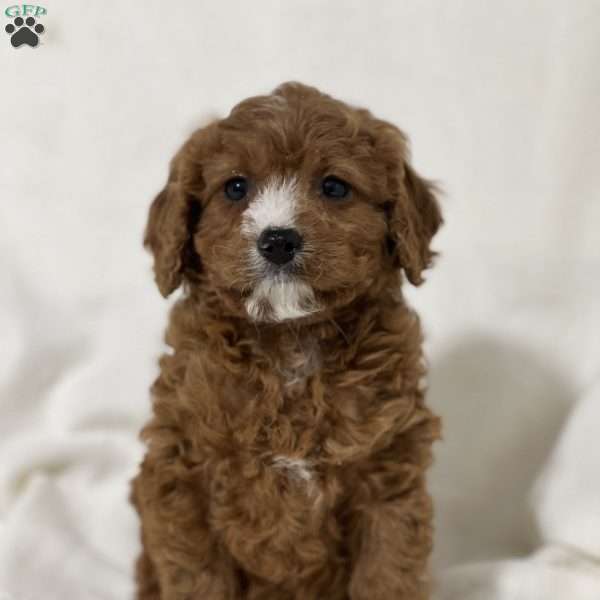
[131,82,442,600]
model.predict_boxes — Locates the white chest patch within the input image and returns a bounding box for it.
[278,337,322,387]
[272,456,314,482]
[272,455,322,504]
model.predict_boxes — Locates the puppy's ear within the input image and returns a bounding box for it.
[370,119,442,285]
[390,162,443,285]
[144,151,201,297]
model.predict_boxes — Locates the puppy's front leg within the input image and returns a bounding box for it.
[347,424,436,600]
[132,455,241,600]
[349,484,432,599]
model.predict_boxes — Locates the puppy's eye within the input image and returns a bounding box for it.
[224,177,248,201]
[321,176,350,199]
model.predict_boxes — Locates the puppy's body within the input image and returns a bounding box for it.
[132,83,442,599]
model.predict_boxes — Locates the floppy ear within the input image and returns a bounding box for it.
[144,153,202,297]
[370,118,442,285]
[386,161,443,286]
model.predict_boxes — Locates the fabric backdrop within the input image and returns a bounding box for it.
[1,1,599,598]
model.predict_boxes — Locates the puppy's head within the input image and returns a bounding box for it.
[145,83,442,322]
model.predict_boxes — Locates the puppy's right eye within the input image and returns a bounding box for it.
[224,177,248,201]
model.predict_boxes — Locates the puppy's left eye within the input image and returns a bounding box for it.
[322,176,350,199]
[224,177,248,201]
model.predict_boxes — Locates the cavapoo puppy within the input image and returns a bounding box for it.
[131,82,442,600]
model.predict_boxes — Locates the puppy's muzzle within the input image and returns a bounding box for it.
[257,227,303,266]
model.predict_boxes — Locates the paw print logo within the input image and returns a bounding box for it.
[5,16,45,48]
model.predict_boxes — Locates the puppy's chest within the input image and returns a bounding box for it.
[274,335,322,392]
[260,336,326,449]
[219,332,373,471]
[234,335,333,464]
[208,334,385,568]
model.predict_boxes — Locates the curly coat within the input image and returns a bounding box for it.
[131,82,443,600]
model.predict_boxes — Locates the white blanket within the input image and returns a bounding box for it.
[2,1,599,598]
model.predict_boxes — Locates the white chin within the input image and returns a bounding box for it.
[245,276,320,323]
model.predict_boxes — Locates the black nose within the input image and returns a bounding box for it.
[257,228,303,266]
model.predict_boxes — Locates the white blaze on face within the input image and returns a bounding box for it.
[241,177,320,323]
[241,176,298,237]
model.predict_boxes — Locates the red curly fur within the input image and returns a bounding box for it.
[131,82,443,599]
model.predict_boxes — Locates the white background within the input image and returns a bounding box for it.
[1,1,600,598]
